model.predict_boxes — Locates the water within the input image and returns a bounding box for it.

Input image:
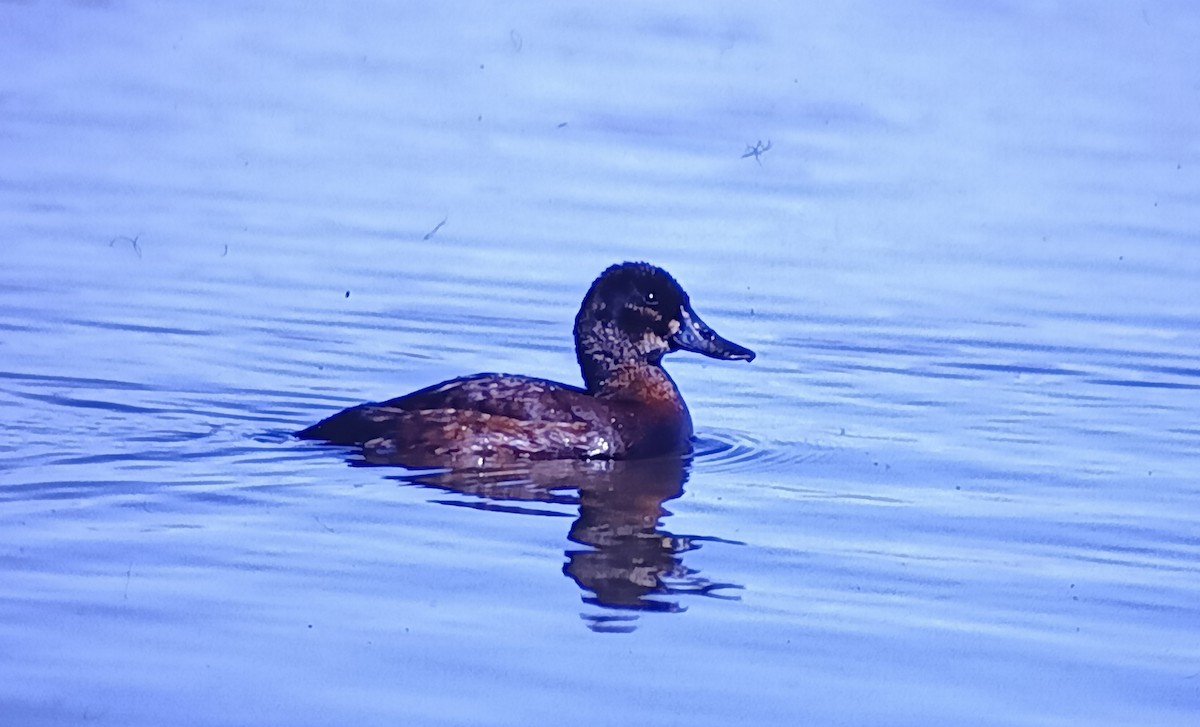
[2,2,1199,725]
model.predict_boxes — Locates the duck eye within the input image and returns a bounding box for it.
[645,291,660,307]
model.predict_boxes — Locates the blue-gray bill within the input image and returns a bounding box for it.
[671,306,756,362]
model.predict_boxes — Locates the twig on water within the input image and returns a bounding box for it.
[741,139,773,165]
[110,234,142,258]
[423,216,448,240]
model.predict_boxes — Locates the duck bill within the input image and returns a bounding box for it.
[671,305,756,361]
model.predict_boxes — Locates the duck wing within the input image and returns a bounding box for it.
[297,374,620,457]
[361,408,617,468]
[380,373,589,422]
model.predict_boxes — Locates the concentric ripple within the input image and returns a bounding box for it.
[692,429,834,474]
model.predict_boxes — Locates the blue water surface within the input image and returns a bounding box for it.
[1,2,1198,725]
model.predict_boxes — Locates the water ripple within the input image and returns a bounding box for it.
[693,429,832,474]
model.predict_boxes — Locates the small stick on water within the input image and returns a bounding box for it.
[109,234,142,258]
[741,139,772,165]
[423,216,448,240]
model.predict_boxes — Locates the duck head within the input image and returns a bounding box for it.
[574,262,755,393]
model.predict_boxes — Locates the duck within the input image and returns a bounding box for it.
[297,261,755,467]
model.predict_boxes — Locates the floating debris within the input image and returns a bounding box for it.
[109,234,142,258]
[423,216,448,240]
[741,139,773,165]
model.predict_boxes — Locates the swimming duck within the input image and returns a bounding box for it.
[297,262,755,466]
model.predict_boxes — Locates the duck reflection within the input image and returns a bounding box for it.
[380,455,742,630]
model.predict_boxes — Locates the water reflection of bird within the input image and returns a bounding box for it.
[395,456,742,631]
[298,262,754,467]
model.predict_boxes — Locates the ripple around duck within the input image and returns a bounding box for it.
[692,429,833,475]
